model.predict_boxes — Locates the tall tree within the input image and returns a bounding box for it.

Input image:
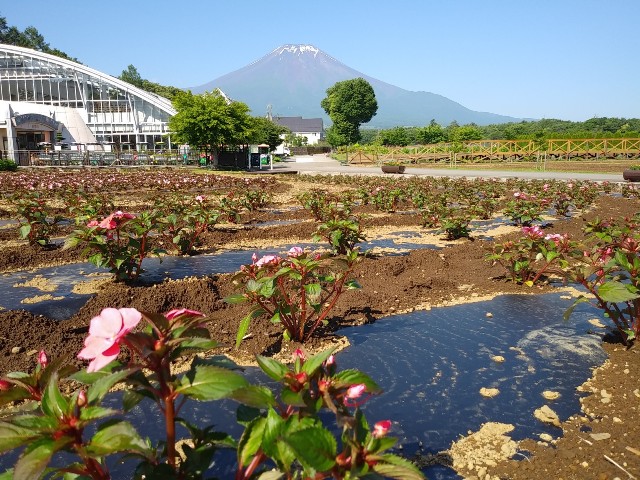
[321,78,377,146]
[119,65,144,89]
[168,90,253,150]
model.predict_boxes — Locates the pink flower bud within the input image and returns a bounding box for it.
[86,220,99,228]
[294,348,306,361]
[77,390,87,407]
[373,420,392,438]
[0,379,11,391]
[38,350,48,368]
[324,355,335,367]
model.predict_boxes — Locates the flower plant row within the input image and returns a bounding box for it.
[0,304,423,479]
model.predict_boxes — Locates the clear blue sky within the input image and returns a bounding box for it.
[3,0,639,122]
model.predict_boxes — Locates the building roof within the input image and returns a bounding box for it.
[273,116,323,134]
[0,44,176,116]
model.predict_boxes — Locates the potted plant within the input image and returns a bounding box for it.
[623,165,640,182]
[381,162,406,174]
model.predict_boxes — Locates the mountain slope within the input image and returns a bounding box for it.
[192,45,521,128]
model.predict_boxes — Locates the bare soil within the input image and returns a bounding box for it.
[0,174,638,479]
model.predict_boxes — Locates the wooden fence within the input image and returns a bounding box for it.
[345,138,640,165]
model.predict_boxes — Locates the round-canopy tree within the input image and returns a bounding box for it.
[321,78,378,147]
[169,90,253,151]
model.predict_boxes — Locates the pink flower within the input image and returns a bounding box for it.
[195,195,205,203]
[98,211,135,230]
[294,348,306,361]
[38,350,48,368]
[78,308,142,372]
[544,233,565,243]
[288,246,304,257]
[98,215,117,230]
[0,379,11,391]
[373,420,392,438]
[522,226,544,238]
[86,220,99,228]
[164,308,204,321]
[346,384,367,399]
[255,254,280,268]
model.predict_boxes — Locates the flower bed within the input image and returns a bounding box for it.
[0,169,638,478]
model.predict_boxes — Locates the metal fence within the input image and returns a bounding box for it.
[3,150,216,168]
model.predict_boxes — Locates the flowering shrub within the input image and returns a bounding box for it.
[565,218,640,344]
[227,248,361,344]
[66,210,164,281]
[10,191,63,246]
[156,194,220,255]
[487,226,575,285]
[438,207,472,240]
[313,216,367,255]
[502,191,546,226]
[0,308,422,479]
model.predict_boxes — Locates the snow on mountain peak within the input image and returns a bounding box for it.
[273,44,320,57]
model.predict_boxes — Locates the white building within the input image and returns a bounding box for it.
[0,44,176,164]
[272,116,324,145]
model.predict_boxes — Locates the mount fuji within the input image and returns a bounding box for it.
[191,44,521,128]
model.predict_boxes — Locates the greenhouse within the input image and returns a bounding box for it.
[0,43,176,164]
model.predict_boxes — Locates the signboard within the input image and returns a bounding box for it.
[13,113,59,130]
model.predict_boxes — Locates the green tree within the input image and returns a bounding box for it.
[168,90,253,151]
[249,117,289,151]
[0,16,78,62]
[118,64,183,101]
[416,121,448,144]
[380,126,410,146]
[119,64,144,89]
[321,78,378,146]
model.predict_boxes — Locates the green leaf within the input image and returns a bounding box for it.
[79,406,119,423]
[224,293,247,304]
[41,372,68,419]
[255,355,289,381]
[597,281,639,303]
[86,420,150,457]
[122,389,146,412]
[231,385,276,409]
[175,365,249,400]
[14,437,62,480]
[259,279,276,297]
[236,313,252,349]
[0,422,40,452]
[18,224,31,239]
[86,368,136,405]
[261,409,297,472]
[236,405,262,425]
[10,415,57,430]
[371,453,425,480]
[332,369,381,394]
[238,417,266,467]
[563,296,589,321]
[285,426,337,472]
[301,348,336,376]
[304,283,322,297]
